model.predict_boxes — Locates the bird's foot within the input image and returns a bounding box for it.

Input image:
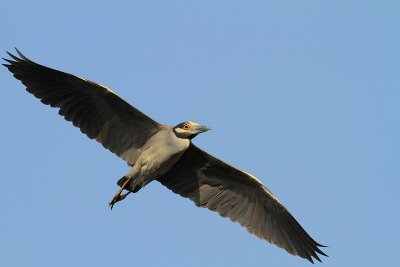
[108,191,130,210]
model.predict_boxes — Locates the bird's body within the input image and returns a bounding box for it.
[122,125,190,192]
[3,49,327,263]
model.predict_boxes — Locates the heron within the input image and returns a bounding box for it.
[3,49,327,263]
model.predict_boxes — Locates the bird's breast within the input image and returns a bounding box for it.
[137,131,190,178]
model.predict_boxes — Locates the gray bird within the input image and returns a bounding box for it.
[3,49,327,263]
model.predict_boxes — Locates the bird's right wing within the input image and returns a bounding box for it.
[158,144,327,263]
[3,49,162,164]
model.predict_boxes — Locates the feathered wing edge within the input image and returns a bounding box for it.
[3,48,161,164]
[159,144,328,263]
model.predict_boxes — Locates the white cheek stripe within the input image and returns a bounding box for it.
[175,128,186,134]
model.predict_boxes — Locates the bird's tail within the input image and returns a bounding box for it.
[117,176,142,193]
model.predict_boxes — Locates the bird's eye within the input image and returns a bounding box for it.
[183,124,190,130]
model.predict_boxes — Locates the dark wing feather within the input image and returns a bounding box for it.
[3,49,161,164]
[158,144,327,263]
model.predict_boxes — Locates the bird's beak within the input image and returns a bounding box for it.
[193,125,211,134]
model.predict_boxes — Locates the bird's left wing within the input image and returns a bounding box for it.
[158,144,327,263]
[3,49,162,165]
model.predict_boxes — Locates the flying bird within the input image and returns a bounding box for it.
[3,49,327,263]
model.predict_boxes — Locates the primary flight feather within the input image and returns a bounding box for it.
[3,49,327,263]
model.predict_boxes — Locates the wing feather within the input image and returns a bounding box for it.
[3,49,161,164]
[158,144,327,263]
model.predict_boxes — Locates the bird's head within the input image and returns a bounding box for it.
[173,121,211,139]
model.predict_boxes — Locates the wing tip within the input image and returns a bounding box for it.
[14,47,31,61]
[4,48,30,64]
[6,51,17,60]
[307,244,328,263]
[316,247,329,258]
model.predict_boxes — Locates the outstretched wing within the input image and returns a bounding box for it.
[3,49,161,164]
[158,144,327,263]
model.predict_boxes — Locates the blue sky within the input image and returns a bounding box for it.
[1,1,399,266]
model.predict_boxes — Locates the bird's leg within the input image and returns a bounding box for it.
[109,191,131,210]
[108,178,131,210]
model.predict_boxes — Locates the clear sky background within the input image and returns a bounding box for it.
[0,1,399,266]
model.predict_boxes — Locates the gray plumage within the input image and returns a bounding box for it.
[3,49,327,263]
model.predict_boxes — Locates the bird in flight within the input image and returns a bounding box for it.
[3,49,327,263]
